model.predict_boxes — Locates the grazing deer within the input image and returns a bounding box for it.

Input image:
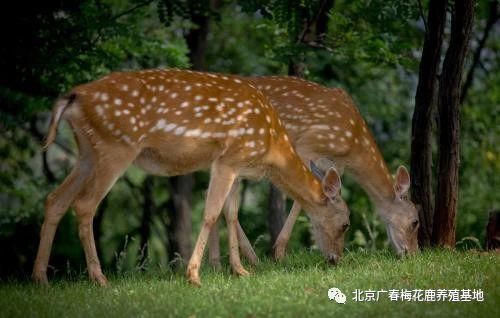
[208,76,418,264]
[33,69,349,287]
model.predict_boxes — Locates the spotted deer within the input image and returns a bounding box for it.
[208,76,418,264]
[33,69,350,287]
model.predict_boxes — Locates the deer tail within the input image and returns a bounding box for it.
[43,93,76,150]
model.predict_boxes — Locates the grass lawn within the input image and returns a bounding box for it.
[0,249,498,317]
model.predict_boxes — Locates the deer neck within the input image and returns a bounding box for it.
[350,146,395,218]
[266,142,323,212]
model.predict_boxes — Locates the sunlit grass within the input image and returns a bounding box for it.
[0,249,498,317]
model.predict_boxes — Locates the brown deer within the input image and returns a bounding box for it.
[33,69,350,287]
[208,76,418,264]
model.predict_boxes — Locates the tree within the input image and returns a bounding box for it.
[410,0,448,247]
[432,0,476,247]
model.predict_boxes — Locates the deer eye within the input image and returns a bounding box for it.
[342,223,350,232]
[411,219,419,230]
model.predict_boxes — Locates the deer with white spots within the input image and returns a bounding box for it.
[33,69,349,287]
[209,76,419,264]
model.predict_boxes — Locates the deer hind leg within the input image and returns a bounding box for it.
[208,180,258,269]
[273,201,302,260]
[186,163,237,286]
[72,149,137,286]
[32,161,92,284]
[236,222,259,265]
[222,180,259,265]
[223,181,249,276]
[207,220,221,269]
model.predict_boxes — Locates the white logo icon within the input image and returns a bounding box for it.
[328,287,347,304]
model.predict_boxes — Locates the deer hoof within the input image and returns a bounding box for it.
[273,245,286,261]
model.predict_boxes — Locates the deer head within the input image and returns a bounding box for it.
[380,166,419,256]
[306,161,350,264]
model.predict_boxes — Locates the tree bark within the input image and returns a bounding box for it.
[268,185,287,245]
[486,210,500,250]
[432,0,475,247]
[410,0,448,247]
[166,175,194,267]
[185,1,214,70]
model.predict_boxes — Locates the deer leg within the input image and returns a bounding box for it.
[236,222,259,265]
[221,180,258,265]
[222,179,259,265]
[72,151,136,286]
[223,181,249,276]
[32,163,91,285]
[207,221,221,269]
[186,163,237,286]
[273,201,302,260]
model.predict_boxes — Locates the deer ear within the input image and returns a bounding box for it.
[394,165,410,199]
[309,160,325,181]
[322,167,342,199]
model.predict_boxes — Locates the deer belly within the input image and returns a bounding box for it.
[133,145,217,176]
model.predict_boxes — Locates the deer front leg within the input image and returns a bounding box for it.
[273,201,302,260]
[223,181,249,277]
[187,163,237,286]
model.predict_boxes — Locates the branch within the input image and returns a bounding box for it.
[109,0,155,22]
[417,0,429,33]
[89,0,155,45]
[461,0,499,103]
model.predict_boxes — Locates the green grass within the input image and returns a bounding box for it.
[1,249,498,317]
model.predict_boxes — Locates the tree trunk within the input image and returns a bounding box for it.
[432,0,475,247]
[185,1,213,70]
[268,185,287,245]
[166,175,194,267]
[410,0,447,247]
[486,210,500,250]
